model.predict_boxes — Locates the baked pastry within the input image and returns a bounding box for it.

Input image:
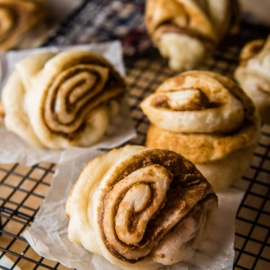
[234,35,270,124]
[66,145,218,270]
[145,0,239,71]
[1,50,125,149]
[141,71,261,191]
[0,0,49,51]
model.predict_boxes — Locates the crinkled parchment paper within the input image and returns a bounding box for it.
[23,147,244,270]
[0,41,136,166]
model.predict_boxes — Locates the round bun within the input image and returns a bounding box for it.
[66,145,218,270]
[141,71,260,191]
[2,50,125,149]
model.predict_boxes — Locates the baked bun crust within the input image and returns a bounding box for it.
[66,145,218,270]
[234,36,270,123]
[2,50,125,149]
[146,125,257,190]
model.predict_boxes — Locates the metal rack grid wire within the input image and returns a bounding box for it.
[1,0,270,269]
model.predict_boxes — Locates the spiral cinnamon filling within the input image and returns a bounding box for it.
[98,149,215,263]
[43,64,123,139]
[141,71,246,134]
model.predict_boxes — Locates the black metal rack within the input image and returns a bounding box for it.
[1,1,270,269]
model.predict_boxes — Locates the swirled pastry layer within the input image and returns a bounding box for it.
[0,0,49,51]
[141,71,247,134]
[2,50,126,149]
[234,35,270,123]
[141,71,260,162]
[66,145,218,270]
[145,0,239,70]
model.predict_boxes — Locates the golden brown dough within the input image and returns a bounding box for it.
[234,35,270,124]
[141,71,261,191]
[66,145,218,270]
[1,50,126,149]
[0,0,49,51]
[145,0,239,71]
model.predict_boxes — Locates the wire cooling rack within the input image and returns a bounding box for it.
[1,0,270,269]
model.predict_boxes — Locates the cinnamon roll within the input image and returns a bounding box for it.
[66,145,218,270]
[141,71,261,191]
[145,0,239,71]
[234,35,270,124]
[1,50,126,149]
[0,0,49,51]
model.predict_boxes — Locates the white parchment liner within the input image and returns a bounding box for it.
[23,146,244,270]
[0,41,136,166]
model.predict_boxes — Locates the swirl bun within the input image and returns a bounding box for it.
[234,35,270,124]
[141,71,260,190]
[66,145,218,270]
[141,71,245,134]
[145,0,239,71]
[0,0,49,51]
[2,50,125,149]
